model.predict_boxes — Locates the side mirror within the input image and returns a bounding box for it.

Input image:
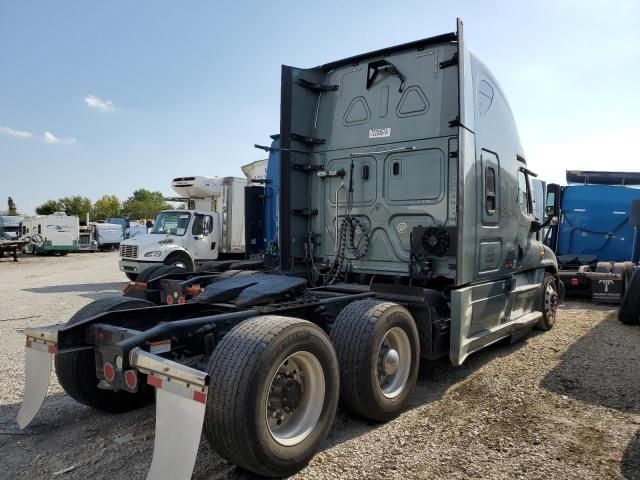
[545,183,561,217]
[530,219,543,233]
[631,199,640,228]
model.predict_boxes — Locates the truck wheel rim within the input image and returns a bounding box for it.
[545,283,558,324]
[266,351,325,447]
[377,327,411,399]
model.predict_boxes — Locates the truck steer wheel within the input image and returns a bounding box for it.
[330,300,420,422]
[163,252,193,271]
[204,315,339,478]
[536,274,558,331]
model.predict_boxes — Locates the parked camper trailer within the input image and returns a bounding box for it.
[20,213,79,255]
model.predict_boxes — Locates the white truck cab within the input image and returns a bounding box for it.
[119,176,246,280]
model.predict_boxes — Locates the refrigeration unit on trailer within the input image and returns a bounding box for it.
[546,170,640,303]
[20,213,79,255]
[118,175,247,280]
[17,20,562,480]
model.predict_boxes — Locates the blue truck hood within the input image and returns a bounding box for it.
[556,184,640,262]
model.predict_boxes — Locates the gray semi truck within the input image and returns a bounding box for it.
[16,20,561,479]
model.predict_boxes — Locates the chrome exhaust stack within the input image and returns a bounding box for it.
[16,326,60,429]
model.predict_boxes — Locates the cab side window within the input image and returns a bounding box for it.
[485,166,497,214]
[192,215,213,236]
[517,170,532,214]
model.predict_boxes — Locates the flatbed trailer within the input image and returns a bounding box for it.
[0,239,25,261]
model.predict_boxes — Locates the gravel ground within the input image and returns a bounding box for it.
[0,253,638,479]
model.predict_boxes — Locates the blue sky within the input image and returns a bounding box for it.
[1,0,639,215]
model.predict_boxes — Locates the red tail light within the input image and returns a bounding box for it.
[124,370,138,389]
[103,362,115,382]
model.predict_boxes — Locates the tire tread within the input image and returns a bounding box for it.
[205,316,331,476]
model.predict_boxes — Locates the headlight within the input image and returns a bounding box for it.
[144,250,163,257]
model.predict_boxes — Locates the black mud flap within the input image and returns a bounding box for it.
[591,276,624,303]
[196,274,307,307]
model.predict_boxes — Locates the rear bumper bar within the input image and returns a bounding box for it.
[130,347,209,390]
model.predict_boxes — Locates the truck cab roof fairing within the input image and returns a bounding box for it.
[468,53,524,157]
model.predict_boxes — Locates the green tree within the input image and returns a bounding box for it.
[59,195,93,221]
[35,199,61,215]
[121,189,171,220]
[7,197,18,215]
[92,194,121,220]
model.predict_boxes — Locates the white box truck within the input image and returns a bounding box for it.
[118,176,247,280]
[0,215,22,240]
[79,222,126,251]
[20,212,79,255]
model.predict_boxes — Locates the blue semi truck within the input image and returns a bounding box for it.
[250,134,281,265]
[546,170,640,303]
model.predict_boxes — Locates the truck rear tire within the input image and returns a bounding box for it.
[54,296,156,412]
[330,300,420,422]
[619,269,640,325]
[536,274,559,331]
[163,251,193,271]
[204,315,339,478]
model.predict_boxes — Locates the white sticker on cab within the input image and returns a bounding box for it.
[369,128,391,139]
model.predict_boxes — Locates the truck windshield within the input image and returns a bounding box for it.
[106,217,128,229]
[151,212,191,236]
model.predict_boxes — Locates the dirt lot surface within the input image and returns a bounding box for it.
[0,253,638,479]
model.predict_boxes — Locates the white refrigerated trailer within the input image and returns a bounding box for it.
[118,176,247,280]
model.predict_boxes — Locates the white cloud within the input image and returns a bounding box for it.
[43,131,77,145]
[84,94,115,112]
[0,126,33,138]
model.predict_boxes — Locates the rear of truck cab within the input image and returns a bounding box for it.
[279,19,558,366]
